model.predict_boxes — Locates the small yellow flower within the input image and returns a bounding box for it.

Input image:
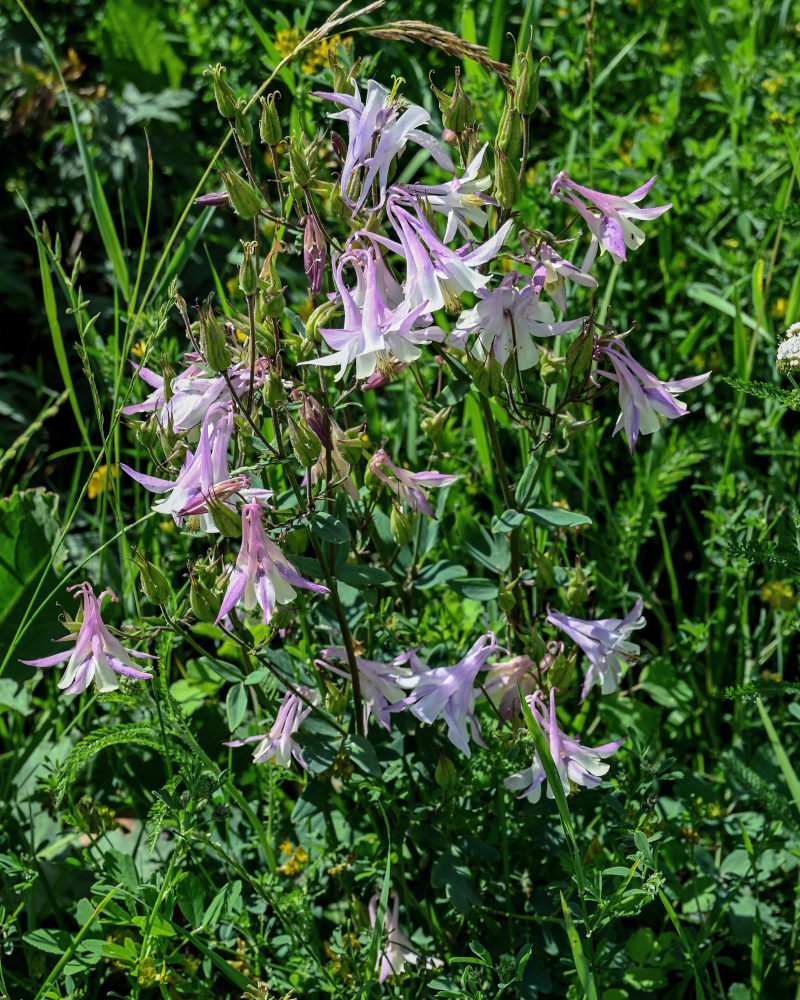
[131,340,147,358]
[760,580,795,610]
[88,464,117,500]
[761,74,784,95]
[771,297,787,318]
[294,846,308,863]
[722,238,739,248]
[279,839,294,856]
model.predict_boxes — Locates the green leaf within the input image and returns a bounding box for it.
[226,683,248,732]
[560,893,599,1000]
[449,578,499,601]
[200,880,242,931]
[526,506,592,529]
[307,512,350,544]
[344,734,381,778]
[334,563,393,587]
[414,560,468,590]
[104,848,139,892]
[176,872,205,928]
[492,509,526,533]
[24,928,73,955]
[130,914,175,937]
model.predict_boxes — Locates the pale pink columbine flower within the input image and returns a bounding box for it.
[596,337,710,453]
[216,503,329,626]
[450,272,585,370]
[550,171,671,263]
[225,686,317,770]
[483,653,537,720]
[368,891,442,984]
[120,404,270,532]
[546,599,646,700]
[296,392,359,499]
[122,356,265,433]
[315,79,454,212]
[523,236,598,312]
[301,248,443,382]
[504,688,625,803]
[390,632,503,756]
[368,447,458,518]
[318,646,422,733]
[399,142,495,241]
[22,583,154,695]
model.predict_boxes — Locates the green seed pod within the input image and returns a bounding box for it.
[493,147,520,209]
[514,50,547,117]
[288,416,322,467]
[219,167,263,219]
[421,406,450,443]
[234,103,253,146]
[472,350,503,397]
[259,92,282,146]
[305,298,341,344]
[205,63,237,119]
[565,324,594,377]
[433,67,473,134]
[239,240,259,297]
[497,584,516,614]
[566,561,590,605]
[189,568,221,623]
[259,249,286,319]
[539,352,564,385]
[390,506,416,546]
[336,427,365,465]
[496,91,522,159]
[134,550,172,605]
[263,369,285,407]
[434,751,457,792]
[530,548,555,591]
[160,359,176,402]
[206,496,243,538]
[289,131,312,188]
[136,413,160,451]
[200,306,231,374]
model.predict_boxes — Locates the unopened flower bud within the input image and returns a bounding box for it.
[531,549,555,590]
[289,131,312,188]
[514,50,547,117]
[566,560,590,605]
[539,352,564,384]
[234,104,253,146]
[390,506,416,545]
[204,63,237,119]
[199,305,231,374]
[206,496,243,537]
[471,351,502,397]
[305,297,341,343]
[219,166,263,219]
[565,325,594,377]
[160,359,176,402]
[330,130,347,162]
[259,249,285,319]
[497,582,516,614]
[134,550,172,605]
[442,128,459,145]
[302,214,327,297]
[496,91,522,159]
[421,406,450,442]
[431,67,473,134]
[189,567,221,623]
[264,369,285,407]
[239,241,259,297]
[288,416,322,467]
[337,427,365,464]
[259,92,282,146]
[493,147,520,209]
[434,751,457,792]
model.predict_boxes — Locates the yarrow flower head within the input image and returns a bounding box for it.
[22,582,154,694]
[546,598,646,700]
[368,891,442,984]
[596,336,710,453]
[225,686,317,770]
[504,688,625,803]
[450,272,585,370]
[777,322,800,374]
[390,632,503,756]
[550,171,671,263]
[368,447,458,517]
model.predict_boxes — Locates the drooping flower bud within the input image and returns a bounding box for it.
[288,416,322,467]
[234,103,253,146]
[496,91,522,159]
[219,166,263,219]
[199,304,231,374]
[204,63,237,119]
[430,67,473,134]
[434,751,458,792]
[239,241,259,297]
[302,214,327,297]
[493,147,520,209]
[259,92,282,146]
[289,131,312,188]
[330,130,347,163]
[133,550,172,605]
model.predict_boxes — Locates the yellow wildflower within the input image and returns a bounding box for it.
[760,580,795,610]
[88,464,117,500]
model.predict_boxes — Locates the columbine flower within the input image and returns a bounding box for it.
[368,891,442,984]
[546,599,646,700]
[550,171,671,263]
[301,249,443,381]
[22,582,154,694]
[296,392,359,499]
[316,79,454,212]
[399,142,495,241]
[368,448,458,517]
[504,688,625,803]
[380,201,513,315]
[225,686,317,770]
[450,272,585,370]
[216,502,329,626]
[391,632,502,756]
[523,236,598,312]
[596,337,710,453]
[319,647,419,733]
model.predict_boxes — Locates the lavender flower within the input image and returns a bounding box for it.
[368,891,442,983]
[216,502,329,626]
[120,404,267,532]
[504,688,625,803]
[450,272,585,370]
[391,632,502,756]
[596,337,710,453]
[22,583,154,694]
[524,237,598,312]
[225,686,317,770]
[368,447,458,517]
[316,79,454,212]
[319,646,419,733]
[546,599,646,700]
[550,171,671,263]
[301,248,443,381]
